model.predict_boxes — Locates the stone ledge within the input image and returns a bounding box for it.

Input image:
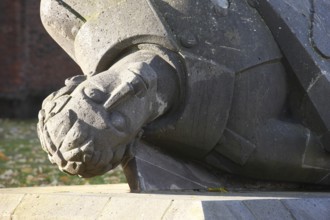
[1,184,330,219]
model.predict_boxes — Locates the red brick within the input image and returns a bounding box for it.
[0,0,80,98]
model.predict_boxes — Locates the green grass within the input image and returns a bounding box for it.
[0,119,126,188]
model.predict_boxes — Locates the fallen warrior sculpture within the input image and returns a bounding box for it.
[38,0,330,191]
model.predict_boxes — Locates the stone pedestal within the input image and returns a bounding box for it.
[1,184,330,219]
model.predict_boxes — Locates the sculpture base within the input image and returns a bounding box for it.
[1,184,330,219]
[121,141,223,192]
[121,141,330,193]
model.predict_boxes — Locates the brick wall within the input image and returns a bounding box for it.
[0,0,80,118]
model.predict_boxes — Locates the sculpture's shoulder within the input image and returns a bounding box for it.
[40,0,283,74]
[252,0,330,60]
[252,0,330,136]
[150,0,282,72]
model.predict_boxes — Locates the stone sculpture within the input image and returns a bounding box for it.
[38,0,330,191]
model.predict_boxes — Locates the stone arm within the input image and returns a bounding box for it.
[37,49,180,178]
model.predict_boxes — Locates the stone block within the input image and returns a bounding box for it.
[98,197,172,220]
[12,194,110,220]
[243,199,293,220]
[282,198,330,220]
[162,200,204,220]
[0,194,24,220]
[202,200,255,220]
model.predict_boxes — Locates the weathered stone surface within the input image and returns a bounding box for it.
[202,201,255,220]
[98,197,172,220]
[1,185,330,219]
[38,0,330,192]
[122,142,223,192]
[12,194,110,219]
[0,194,24,220]
[162,200,204,220]
[243,200,293,220]
[282,198,330,220]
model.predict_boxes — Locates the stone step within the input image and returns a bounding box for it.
[1,184,330,219]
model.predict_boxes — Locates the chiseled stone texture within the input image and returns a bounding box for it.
[243,200,293,220]
[0,194,24,220]
[98,197,172,220]
[202,200,255,219]
[162,200,205,220]
[12,194,110,219]
[1,184,330,219]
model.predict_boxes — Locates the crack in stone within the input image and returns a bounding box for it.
[306,70,325,93]
[54,0,86,23]
[308,0,329,59]
[161,199,174,220]
[280,200,298,220]
[9,194,26,219]
[95,197,112,219]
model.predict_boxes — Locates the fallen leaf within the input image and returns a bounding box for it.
[60,176,70,183]
[0,152,9,161]
[208,187,228,193]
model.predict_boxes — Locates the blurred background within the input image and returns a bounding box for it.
[0,0,79,118]
[0,0,125,187]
